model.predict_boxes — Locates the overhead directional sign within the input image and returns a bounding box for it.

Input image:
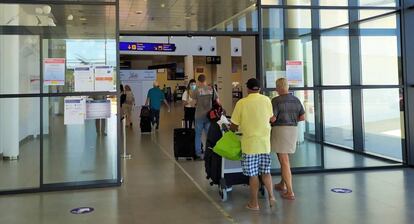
[120,42,176,52]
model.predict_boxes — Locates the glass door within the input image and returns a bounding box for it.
[0,33,41,191]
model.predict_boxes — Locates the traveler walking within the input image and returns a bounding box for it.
[145,81,170,130]
[230,78,276,210]
[193,74,219,160]
[182,79,197,129]
[271,78,305,200]
[124,85,135,127]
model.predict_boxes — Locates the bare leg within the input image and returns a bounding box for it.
[279,153,294,196]
[248,176,260,209]
[275,153,286,190]
[261,173,276,206]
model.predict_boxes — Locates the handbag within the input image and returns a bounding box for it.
[207,88,224,122]
[213,131,242,161]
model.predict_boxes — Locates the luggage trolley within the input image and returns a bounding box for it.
[205,121,265,202]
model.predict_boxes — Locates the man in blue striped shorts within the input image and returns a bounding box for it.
[230,78,276,211]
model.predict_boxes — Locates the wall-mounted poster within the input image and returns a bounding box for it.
[94,66,114,91]
[74,66,94,92]
[85,99,111,120]
[64,97,86,125]
[286,60,303,86]
[44,58,65,86]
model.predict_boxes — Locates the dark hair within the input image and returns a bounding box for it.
[197,74,206,83]
[187,79,196,91]
[120,84,124,92]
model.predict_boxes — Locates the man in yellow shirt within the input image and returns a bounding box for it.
[230,78,276,211]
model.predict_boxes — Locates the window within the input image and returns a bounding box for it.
[323,90,353,148]
[321,36,351,86]
[363,89,403,160]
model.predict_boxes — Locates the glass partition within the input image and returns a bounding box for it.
[260,1,403,169]
[0,1,118,193]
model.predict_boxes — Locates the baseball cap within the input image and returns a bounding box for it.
[246,78,261,91]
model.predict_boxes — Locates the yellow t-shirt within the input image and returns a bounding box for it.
[231,93,273,155]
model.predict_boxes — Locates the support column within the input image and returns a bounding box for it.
[402,0,414,165]
[241,36,257,98]
[184,55,194,81]
[216,37,233,114]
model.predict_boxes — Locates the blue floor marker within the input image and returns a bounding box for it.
[331,188,353,194]
[70,207,94,215]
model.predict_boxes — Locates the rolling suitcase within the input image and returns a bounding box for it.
[204,122,223,185]
[173,121,195,160]
[140,106,152,133]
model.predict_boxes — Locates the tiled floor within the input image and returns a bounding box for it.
[0,103,410,224]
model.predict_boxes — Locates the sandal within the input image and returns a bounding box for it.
[246,204,260,211]
[274,184,287,192]
[280,192,296,200]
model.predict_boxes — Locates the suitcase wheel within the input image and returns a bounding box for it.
[219,184,228,202]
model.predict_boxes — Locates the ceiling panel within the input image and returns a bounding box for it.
[120,0,257,32]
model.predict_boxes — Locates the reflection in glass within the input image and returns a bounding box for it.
[43,96,117,184]
[359,0,397,7]
[320,10,349,29]
[359,13,397,29]
[358,10,395,21]
[0,98,40,190]
[0,35,40,94]
[286,9,311,29]
[321,36,351,85]
[323,90,353,148]
[319,0,348,6]
[363,89,403,160]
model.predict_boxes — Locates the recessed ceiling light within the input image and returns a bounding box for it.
[67,14,73,21]
[80,17,87,21]
[161,3,165,8]
[185,16,191,19]
[135,11,143,14]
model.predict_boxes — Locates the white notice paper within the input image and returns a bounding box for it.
[266,71,286,88]
[44,58,65,86]
[64,97,86,125]
[286,60,303,86]
[74,66,94,92]
[94,66,114,91]
[86,99,111,120]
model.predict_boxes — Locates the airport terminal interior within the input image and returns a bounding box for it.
[1,0,414,223]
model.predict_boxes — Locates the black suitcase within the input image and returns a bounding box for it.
[140,106,152,133]
[204,122,223,184]
[140,117,151,133]
[173,128,195,160]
